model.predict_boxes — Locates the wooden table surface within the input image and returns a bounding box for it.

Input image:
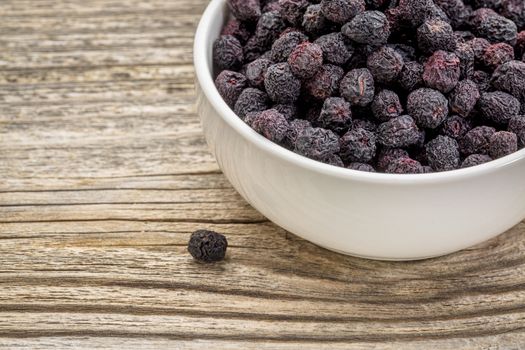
[1,0,525,348]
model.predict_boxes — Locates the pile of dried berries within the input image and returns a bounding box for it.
[214,0,525,174]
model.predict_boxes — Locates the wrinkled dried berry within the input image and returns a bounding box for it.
[302,4,328,35]
[461,154,493,168]
[441,114,473,139]
[508,116,525,147]
[288,42,324,79]
[482,42,515,70]
[245,58,272,89]
[340,128,377,162]
[340,68,375,106]
[491,60,525,104]
[234,88,269,119]
[423,50,461,93]
[377,115,421,147]
[448,79,480,117]
[317,97,352,134]
[251,109,291,143]
[305,64,345,100]
[228,0,261,22]
[478,91,520,124]
[270,31,308,62]
[386,157,424,173]
[347,162,376,172]
[188,230,228,262]
[399,61,424,91]
[371,90,403,122]
[295,127,341,162]
[342,11,391,46]
[213,35,244,71]
[470,8,517,44]
[367,46,404,84]
[489,130,518,158]
[459,125,496,155]
[417,19,456,54]
[253,11,287,49]
[426,135,460,171]
[320,0,365,24]
[279,0,310,26]
[215,70,248,107]
[265,63,302,103]
[407,88,449,128]
[314,33,353,66]
[501,0,525,30]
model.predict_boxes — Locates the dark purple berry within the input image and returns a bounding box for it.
[253,11,287,49]
[294,127,341,162]
[470,8,517,44]
[426,135,460,171]
[441,114,473,139]
[288,42,324,79]
[399,61,424,91]
[448,79,480,117]
[245,58,272,88]
[461,154,493,168]
[228,0,261,22]
[222,19,252,44]
[377,115,421,147]
[304,64,345,100]
[213,35,244,71]
[279,0,310,26]
[314,33,353,66]
[302,4,328,35]
[251,109,291,144]
[215,70,248,107]
[270,31,308,62]
[265,63,302,103]
[508,116,525,147]
[234,88,269,119]
[371,90,403,122]
[340,128,377,163]
[367,46,404,84]
[188,230,228,262]
[377,147,410,170]
[407,88,449,128]
[500,0,525,30]
[385,157,424,174]
[478,91,520,124]
[342,11,391,46]
[491,60,525,105]
[459,125,496,155]
[320,0,365,24]
[417,19,456,54]
[318,97,352,134]
[340,68,375,106]
[347,162,376,172]
[423,50,461,93]
[482,42,515,70]
[489,131,518,158]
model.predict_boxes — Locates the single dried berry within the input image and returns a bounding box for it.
[371,90,403,122]
[461,154,493,168]
[377,148,410,170]
[426,135,460,171]
[234,88,269,119]
[294,127,341,162]
[288,42,324,79]
[253,11,287,49]
[399,61,424,91]
[314,33,353,66]
[342,11,391,46]
[188,230,228,263]
[340,128,377,163]
[422,50,461,93]
[500,0,525,30]
[417,19,456,54]
[489,131,518,158]
[407,88,449,129]
[245,58,272,89]
[270,31,308,62]
[318,97,353,134]
[347,162,376,172]
[367,46,404,84]
[385,157,424,174]
[265,63,302,103]
[305,64,345,100]
[478,91,520,124]
[482,43,515,70]
[508,116,525,147]
[251,109,291,144]
[448,79,480,117]
[491,61,525,104]
[228,0,261,21]
[221,19,252,44]
[441,114,473,139]
[320,0,365,24]
[279,0,310,26]
[215,70,248,107]
[377,115,421,147]
[302,4,328,35]
[340,68,375,106]
[213,35,244,71]
[459,125,496,155]
[470,8,517,44]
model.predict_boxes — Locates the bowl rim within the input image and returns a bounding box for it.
[193,0,525,185]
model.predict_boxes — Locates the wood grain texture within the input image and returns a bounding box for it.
[1,0,525,348]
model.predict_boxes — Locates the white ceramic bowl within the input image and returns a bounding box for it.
[194,0,525,260]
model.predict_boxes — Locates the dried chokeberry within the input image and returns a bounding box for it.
[491,60,525,104]
[422,50,461,93]
[385,157,424,174]
[234,88,269,119]
[314,33,353,66]
[317,97,353,134]
[508,116,525,147]
[340,68,375,106]
[448,79,480,117]
[367,46,404,84]
[478,91,521,124]
[215,70,248,107]
[399,61,424,91]
[377,147,410,170]
[340,128,377,163]
[377,115,421,147]
[482,42,515,70]
[426,135,461,171]
[302,4,328,35]
[245,58,272,89]
[288,42,324,79]
[470,8,517,45]
[417,19,456,54]
[188,230,228,263]
[441,114,473,139]
[279,0,310,26]
[304,64,345,100]
[347,162,376,172]
[320,0,365,24]
[342,11,391,46]
[407,88,449,128]
[459,125,496,155]
[228,0,261,22]
[270,31,308,62]
[251,109,291,144]
[213,35,244,71]
[265,62,302,103]
[295,126,341,162]
[371,90,403,122]
[461,154,493,168]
